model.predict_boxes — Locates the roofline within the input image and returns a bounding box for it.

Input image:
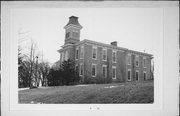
[58,44,74,53]
[61,43,74,48]
[75,39,153,57]
[127,49,153,57]
[58,39,153,58]
[75,39,128,51]
[69,16,78,19]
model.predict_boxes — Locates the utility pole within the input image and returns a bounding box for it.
[41,50,44,86]
[29,38,33,88]
[35,56,38,87]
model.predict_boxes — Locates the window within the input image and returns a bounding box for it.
[75,65,79,75]
[92,47,97,59]
[136,70,139,81]
[72,30,79,38]
[102,65,107,78]
[143,57,146,68]
[112,66,116,79]
[112,51,117,63]
[135,55,139,67]
[66,32,70,38]
[80,46,84,59]
[72,32,79,38]
[92,64,97,77]
[127,69,131,81]
[80,64,83,76]
[143,71,146,80]
[102,49,107,61]
[65,51,68,61]
[127,54,131,65]
[76,48,79,60]
[61,52,64,62]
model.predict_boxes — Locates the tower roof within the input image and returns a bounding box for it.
[64,16,82,28]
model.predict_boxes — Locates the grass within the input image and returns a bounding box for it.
[19,80,154,104]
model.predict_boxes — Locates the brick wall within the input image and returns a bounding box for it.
[60,42,152,84]
[83,43,127,83]
[126,52,152,82]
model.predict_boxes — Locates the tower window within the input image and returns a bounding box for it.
[61,52,64,62]
[66,32,70,38]
[72,32,79,38]
[65,51,68,61]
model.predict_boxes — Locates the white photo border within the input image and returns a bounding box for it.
[1,1,179,116]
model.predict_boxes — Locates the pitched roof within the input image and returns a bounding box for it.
[65,16,82,27]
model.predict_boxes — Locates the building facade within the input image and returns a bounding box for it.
[58,16,153,84]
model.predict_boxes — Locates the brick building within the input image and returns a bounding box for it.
[58,16,153,84]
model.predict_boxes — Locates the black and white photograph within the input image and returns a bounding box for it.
[16,7,156,104]
[1,1,179,116]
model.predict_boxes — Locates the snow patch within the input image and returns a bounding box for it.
[76,85,89,87]
[104,85,124,88]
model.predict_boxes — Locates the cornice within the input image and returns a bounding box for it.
[64,24,82,30]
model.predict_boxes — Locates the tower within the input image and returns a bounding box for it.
[64,16,83,45]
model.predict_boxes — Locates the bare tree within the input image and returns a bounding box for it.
[18,28,50,88]
[29,40,37,88]
[39,62,50,86]
[37,51,50,86]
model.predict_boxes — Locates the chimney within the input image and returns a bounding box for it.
[111,41,117,46]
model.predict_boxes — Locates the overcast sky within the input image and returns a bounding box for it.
[12,8,163,64]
